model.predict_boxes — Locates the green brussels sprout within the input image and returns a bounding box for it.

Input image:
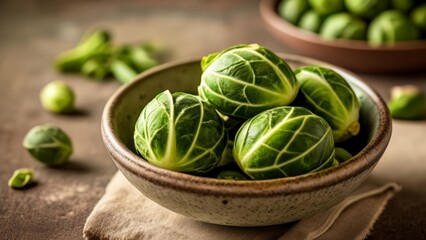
[134,90,228,174]
[128,46,159,72]
[81,55,111,81]
[388,85,426,120]
[40,81,75,113]
[217,170,248,180]
[199,44,299,120]
[277,0,309,25]
[110,59,138,84]
[320,13,367,40]
[411,4,426,31]
[298,10,324,33]
[23,124,73,166]
[335,147,353,163]
[8,168,34,189]
[391,0,414,12]
[294,66,360,143]
[308,0,344,16]
[368,10,420,45]
[233,106,335,180]
[344,0,389,19]
[55,30,111,72]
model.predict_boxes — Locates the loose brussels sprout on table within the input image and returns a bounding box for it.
[40,81,75,114]
[134,90,228,174]
[23,124,73,166]
[8,168,34,189]
[198,44,298,119]
[388,85,426,120]
[320,13,367,40]
[233,106,335,180]
[294,66,360,143]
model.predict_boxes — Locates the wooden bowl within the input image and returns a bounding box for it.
[259,0,426,73]
[101,54,391,226]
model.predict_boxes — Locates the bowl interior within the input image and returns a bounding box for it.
[109,55,382,169]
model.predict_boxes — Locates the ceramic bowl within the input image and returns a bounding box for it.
[101,54,391,226]
[259,0,426,73]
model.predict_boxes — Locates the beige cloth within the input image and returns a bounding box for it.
[83,172,401,240]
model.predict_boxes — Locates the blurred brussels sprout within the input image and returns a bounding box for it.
[335,147,353,163]
[55,30,111,73]
[40,81,75,113]
[308,0,344,16]
[368,10,420,45]
[344,0,389,19]
[277,0,309,25]
[411,4,426,31]
[134,90,227,174]
[8,168,34,189]
[298,10,324,33]
[217,170,248,180]
[23,124,73,166]
[294,66,360,142]
[199,44,299,119]
[388,85,426,120]
[320,13,367,40]
[233,106,335,180]
[81,55,111,81]
[391,0,414,12]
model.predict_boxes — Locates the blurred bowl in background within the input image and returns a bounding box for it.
[260,0,426,74]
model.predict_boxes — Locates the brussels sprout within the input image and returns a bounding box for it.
[335,147,353,163]
[199,44,299,119]
[81,55,111,81]
[233,106,335,180]
[55,30,111,72]
[344,0,389,19]
[298,10,324,33]
[411,4,426,31]
[23,124,73,166]
[217,170,248,180]
[110,59,138,84]
[391,0,414,12]
[388,85,426,120]
[368,10,420,45]
[294,66,360,142]
[277,0,309,25]
[309,0,344,16]
[134,90,227,174]
[8,168,34,189]
[40,81,75,113]
[320,13,367,40]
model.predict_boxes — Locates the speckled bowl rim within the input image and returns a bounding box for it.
[101,54,391,197]
[259,0,426,51]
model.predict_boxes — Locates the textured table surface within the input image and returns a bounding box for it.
[1,0,425,239]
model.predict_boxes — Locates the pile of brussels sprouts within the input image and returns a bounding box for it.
[133,44,359,180]
[278,0,426,44]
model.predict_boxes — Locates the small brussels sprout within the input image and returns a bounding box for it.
[411,4,426,31]
[55,30,111,73]
[40,81,75,113]
[294,66,360,142]
[335,147,353,163]
[8,168,34,189]
[308,0,344,16]
[344,0,389,19]
[233,106,335,180]
[134,90,228,174]
[320,13,367,40]
[388,85,426,120]
[217,170,248,180]
[128,46,159,72]
[368,10,420,45]
[298,10,324,33]
[277,0,309,25]
[110,59,138,84]
[391,0,414,12]
[81,55,111,81]
[199,44,299,120]
[23,124,73,166]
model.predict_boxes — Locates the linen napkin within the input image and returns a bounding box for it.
[83,172,400,240]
